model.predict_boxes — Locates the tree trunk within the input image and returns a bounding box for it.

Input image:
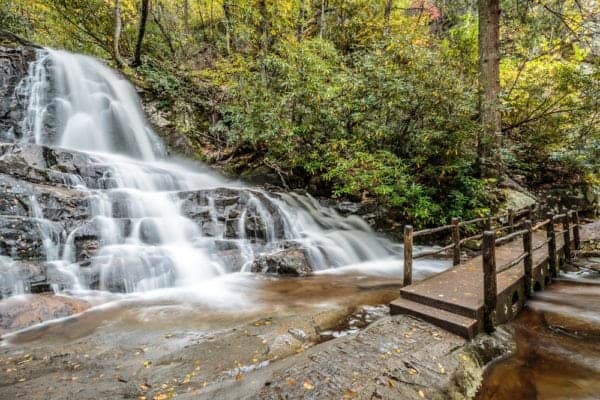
[258,0,269,83]
[319,0,326,38]
[384,0,393,36]
[477,0,502,177]
[223,0,232,54]
[296,0,306,42]
[113,0,127,68]
[132,0,150,67]
[183,0,189,33]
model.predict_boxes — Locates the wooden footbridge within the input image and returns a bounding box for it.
[390,207,583,338]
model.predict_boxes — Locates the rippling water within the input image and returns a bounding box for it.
[478,279,600,400]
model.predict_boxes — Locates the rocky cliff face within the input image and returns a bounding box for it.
[0,46,36,142]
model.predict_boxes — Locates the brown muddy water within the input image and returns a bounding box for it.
[478,276,600,400]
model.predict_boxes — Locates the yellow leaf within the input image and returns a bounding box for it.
[303,380,314,390]
[419,389,426,398]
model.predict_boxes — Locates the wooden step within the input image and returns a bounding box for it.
[400,287,481,320]
[390,297,479,339]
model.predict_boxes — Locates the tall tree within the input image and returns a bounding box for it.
[384,0,393,36]
[223,0,232,54]
[133,0,150,67]
[113,0,126,67]
[477,0,502,177]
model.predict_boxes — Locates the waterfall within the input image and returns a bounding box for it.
[1,48,431,298]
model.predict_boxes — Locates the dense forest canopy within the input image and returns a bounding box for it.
[1,0,598,227]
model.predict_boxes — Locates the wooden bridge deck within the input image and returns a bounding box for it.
[391,230,568,338]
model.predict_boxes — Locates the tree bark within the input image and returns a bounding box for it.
[477,0,502,177]
[319,0,326,38]
[183,0,189,33]
[113,0,127,68]
[296,0,306,42]
[132,0,150,67]
[223,0,232,54]
[384,0,393,36]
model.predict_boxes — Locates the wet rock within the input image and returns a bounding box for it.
[138,218,161,245]
[0,173,90,223]
[0,45,37,142]
[0,293,90,335]
[0,216,62,260]
[179,188,286,241]
[252,315,477,400]
[0,142,114,189]
[251,248,311,276]
[216,249,247,272]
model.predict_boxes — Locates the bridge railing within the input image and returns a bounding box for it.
[402,205,535,286]
[481,210,581,333]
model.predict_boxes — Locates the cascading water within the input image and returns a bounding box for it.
[1,48,443,300]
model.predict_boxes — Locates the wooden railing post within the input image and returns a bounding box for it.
[508,208,515,232]
[523,220,533,297]
[486,214,493,230]
[483,231,497,333]
[526,206,533,221]
[451,217,461,266]
[571,210,580,250]
[403,225,413,286]
[563,213,571,261]
[546,213,558,278]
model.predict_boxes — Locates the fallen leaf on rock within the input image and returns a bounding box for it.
[419,389,426,398]
[387,379,395,388]
[143,360,152,368]
[235,372,244,381]
[438,363,445,374]
[287,378,296,386]
[303,380,314,390]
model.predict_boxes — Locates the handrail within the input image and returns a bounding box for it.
[459,216,489,227]
[495,229,528,246]
[413,243,455,259]
[413,224,453,238]
[532,237,552,252]
[412,205,533,238]
[532,219,551,231]
[481,208,583,334]
[402,205,583,296]
[497,251,528,273]
[459,232,484,245]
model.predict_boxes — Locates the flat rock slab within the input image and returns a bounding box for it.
[192,315,479,400]
[0,294,90,334]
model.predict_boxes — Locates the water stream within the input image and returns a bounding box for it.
[477,278,600,400]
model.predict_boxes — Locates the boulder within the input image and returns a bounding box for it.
[251,248,312,276]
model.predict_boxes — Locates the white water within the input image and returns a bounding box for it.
[3,48,448,301]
